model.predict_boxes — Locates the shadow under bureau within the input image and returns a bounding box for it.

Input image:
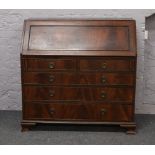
[21,19,137,134]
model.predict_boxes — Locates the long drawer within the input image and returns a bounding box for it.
[23,86,134,102]
[23,72,134,86]
[24,103,133,122]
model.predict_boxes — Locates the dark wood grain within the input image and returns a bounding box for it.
[24,58,76,71]
[23,86,133,102]
[23,72,78,85]
[24,103,133,122]
[78,72,134,86]
[79,58,135,71]
[23,72,134,86]
[21,19,137,133]
[23,86,80,101]
[29,26,129,51]
[22,19,137,56]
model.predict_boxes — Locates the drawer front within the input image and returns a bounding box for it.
[79,59,135,71]
[81,87,133,102]
[23,86,80,101]
[23,86,133,102]
[24,58,76,71]
[24,103,133,122]
[23,72,77,85]
[23,72,134,86]
[79,72,134,86]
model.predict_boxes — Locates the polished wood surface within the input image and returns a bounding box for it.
[24,103,133,122]
[24,58,76,71]
[79,58,135,71]
[23,86,133,102]
[29,26,129,51]
[21,19,137,133]
[22,19,136,56]
[23,72,134,86]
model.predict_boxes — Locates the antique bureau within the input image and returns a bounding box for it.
[21,19,137,134]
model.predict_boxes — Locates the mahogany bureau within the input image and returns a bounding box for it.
[21,19,137,134]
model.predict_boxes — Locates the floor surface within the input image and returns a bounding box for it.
[0,111,155,145]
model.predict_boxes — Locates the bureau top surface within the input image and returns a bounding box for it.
[21,19,137,56]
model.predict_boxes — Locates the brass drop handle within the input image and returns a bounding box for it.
[49,90,55,97]
[101,76,106,83]
[49,62,55,69]
[49,75,55,82]
[101,63,107,69]
[100,108,107,115]
[101,91,106,99]
[49,109,55,115]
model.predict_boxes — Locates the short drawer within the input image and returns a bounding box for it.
[23,86,80,101]
[79,72,134,86]
[24,58,76,71]
[79,58,135,71]
[23,72,77,85]
[24,103,133,122]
